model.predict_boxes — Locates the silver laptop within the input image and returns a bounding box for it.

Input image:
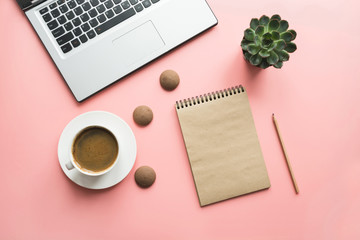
[16,0,217,102]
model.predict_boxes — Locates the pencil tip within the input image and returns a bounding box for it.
[272,113,274,117]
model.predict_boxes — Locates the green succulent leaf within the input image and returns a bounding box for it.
[275,40,286,50]
[247,44,261,55]
[274,61,283,68]
[263,32,272,39]
[255,25,265,36]
[262,32,273,47]
[262,40,273,48]
[241,39,251,50]
[271,14,281,21]
[259,60,270,69]
[259,15,270,26]
[262,40,272,48]
[270,14,281,22]
[269,19,280,31]
[280,31,293,42]
[244,52,252,61]
[267,51,279,65]
[268,42,277,51]
[271,31,280,40]
[254,36,261,46]
[250,54,262,65]
[288,29,297,40]
[244,28,255,41]
[259,49,270,58]
[241,44,247,51]
[284,42,297,53]
[250,18,260,30]
[278,20,289,33]
[275,50,290,61]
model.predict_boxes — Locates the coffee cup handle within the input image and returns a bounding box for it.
[65,161,75,170]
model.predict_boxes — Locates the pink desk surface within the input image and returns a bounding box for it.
[1,0,360,239]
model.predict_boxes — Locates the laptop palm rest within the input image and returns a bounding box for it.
[112,21,165,67]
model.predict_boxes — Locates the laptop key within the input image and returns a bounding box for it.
[150,0,159,3]
[79,34,88,43]
[113,0,122,3]
[90,0,99,7]
[142,0,151,8]
[57,0,66,5]
[64,22,74,31]
[129,0,138,5]
[49,3,57,9]
[67,0,77,9]
[71,38,81,48]
[61,43,72,53]
[57,15,67,24]
[59,4,69,13]
[97,14,106,23]
[80,13,90,22]
[74,6,83,15]
[113,5,122,14]
[73,27,83,36]
[81,23,90,32]
[47,19,58,30]
[89,18,99,27]
[96,4,106,13]
[57,32,74,45]
[105,9,114,19]
[42,13,52,22]
[104,0,114,9]
[39,7,48,15]
[66,11,75,20]
[51,9,61,18]
[121,1,130,9]
[72,17,82,26]
[82,2,91,11]
[52,26,65,38]
[134,3,143,12]
[76,0,85,4]
[86,30,96,39]
[88,9,98,18]
[95,8,135,34]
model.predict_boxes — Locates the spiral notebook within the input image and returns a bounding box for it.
[175,85,270,206]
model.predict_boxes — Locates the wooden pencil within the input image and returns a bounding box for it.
[272,113,299,194]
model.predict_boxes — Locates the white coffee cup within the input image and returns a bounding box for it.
[65,125,120,177]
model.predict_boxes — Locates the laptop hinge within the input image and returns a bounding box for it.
[17,0,47,11]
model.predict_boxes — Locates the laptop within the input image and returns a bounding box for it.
[16,0,218,102]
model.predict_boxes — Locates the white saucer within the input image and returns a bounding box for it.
[58,111,137,189]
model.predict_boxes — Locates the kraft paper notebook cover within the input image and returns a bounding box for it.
[175,85,270,206]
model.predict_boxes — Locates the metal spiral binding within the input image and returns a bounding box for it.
[176,85,244,109]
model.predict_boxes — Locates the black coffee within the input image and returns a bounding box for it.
[72,127,118,173]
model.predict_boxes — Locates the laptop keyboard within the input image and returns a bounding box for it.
[39,0,160,54]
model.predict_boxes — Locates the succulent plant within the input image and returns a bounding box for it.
[241,14,297,69]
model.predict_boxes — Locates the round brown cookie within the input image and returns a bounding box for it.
[159,70,180,91]
[133,105,153,126]
[135,166,156,188]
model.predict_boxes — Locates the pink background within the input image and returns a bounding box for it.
[1,0,360,239]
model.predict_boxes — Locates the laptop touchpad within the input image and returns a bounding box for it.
[112,21,165,67]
